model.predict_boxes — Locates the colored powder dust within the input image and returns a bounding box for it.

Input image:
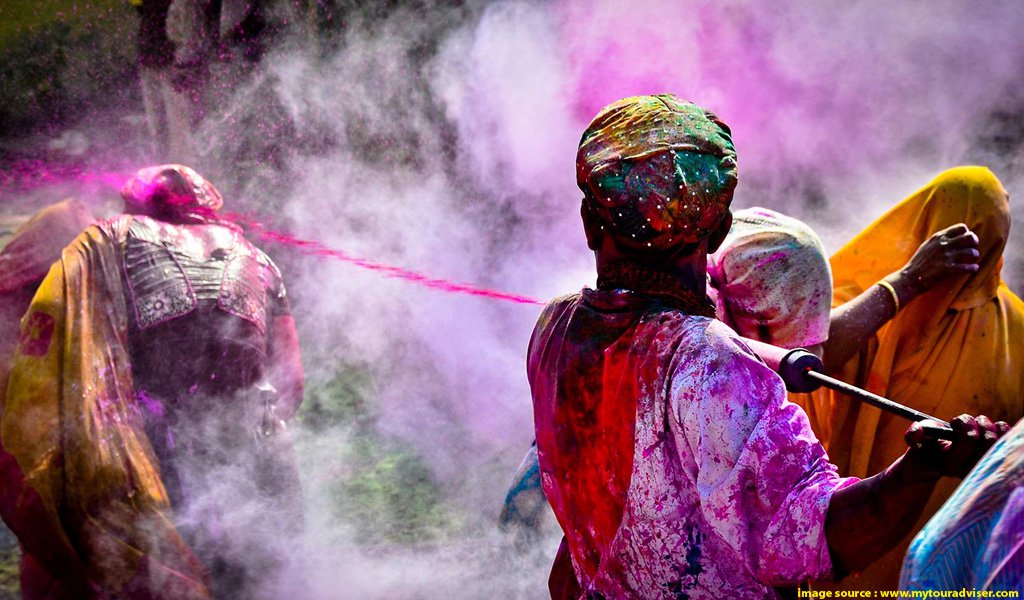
[0,160,129,191]
[1,163,544,306]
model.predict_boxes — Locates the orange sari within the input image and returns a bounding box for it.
[813,166,1024,589]
[0,218,210,599]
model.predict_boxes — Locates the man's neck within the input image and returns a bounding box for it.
[594,245,708,297]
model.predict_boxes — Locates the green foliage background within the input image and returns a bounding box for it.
[0,1,138,133]
[297,359,460,547]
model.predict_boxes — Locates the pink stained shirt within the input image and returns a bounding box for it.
[530,288,857,599]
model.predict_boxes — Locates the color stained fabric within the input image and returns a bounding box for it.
[577,94,738,251]
[708,207,832,349]
[502,209,833,544]
[0,199,96,398]
[810,166,1024,590]
[1,218,211,598]
[0,199,95,295]
[499,441,546,533]
[901,418,1024,592]
[121,163,226,226]
[530,289,855,598]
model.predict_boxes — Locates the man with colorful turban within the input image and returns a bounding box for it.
[502,207,831,543]
[531,94,1006,599]
[1,165,304,599]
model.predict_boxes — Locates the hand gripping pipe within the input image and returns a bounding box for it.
[741,337,954,441]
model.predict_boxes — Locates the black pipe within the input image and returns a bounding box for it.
[773,346,955,441]
[802,369,954,440]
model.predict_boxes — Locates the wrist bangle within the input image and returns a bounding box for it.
[877,280,901,313]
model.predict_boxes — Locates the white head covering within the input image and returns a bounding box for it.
[708,207,832,348]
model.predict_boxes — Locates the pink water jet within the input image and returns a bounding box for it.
[228,213,545,306]
[0,160,130,192]
[0,162,544,306]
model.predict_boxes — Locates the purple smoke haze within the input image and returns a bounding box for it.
[3,1,1024,597]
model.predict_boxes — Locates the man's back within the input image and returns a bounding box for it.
[530,288,852,599]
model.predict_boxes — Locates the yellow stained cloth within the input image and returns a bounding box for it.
[813,166,1024,590]
[2,217,211,598]
[0,199,96,402]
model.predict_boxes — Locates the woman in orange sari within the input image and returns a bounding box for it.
[813,166,1024,590]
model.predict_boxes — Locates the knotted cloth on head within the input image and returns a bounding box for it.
[577,94,738,252]
[708,207,832,349]
[121,164,225,225]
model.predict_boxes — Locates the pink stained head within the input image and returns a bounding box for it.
[121,164,225,224]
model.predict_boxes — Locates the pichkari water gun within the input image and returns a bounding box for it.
[742,337,955,440]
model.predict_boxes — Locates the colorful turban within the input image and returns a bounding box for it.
[577,94,738,251]
[708,207,832,349]
[121,164,225,225]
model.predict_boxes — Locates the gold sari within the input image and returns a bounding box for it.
[0,199,95,402]
[814,166,1024,589]
[1,218,210,598]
